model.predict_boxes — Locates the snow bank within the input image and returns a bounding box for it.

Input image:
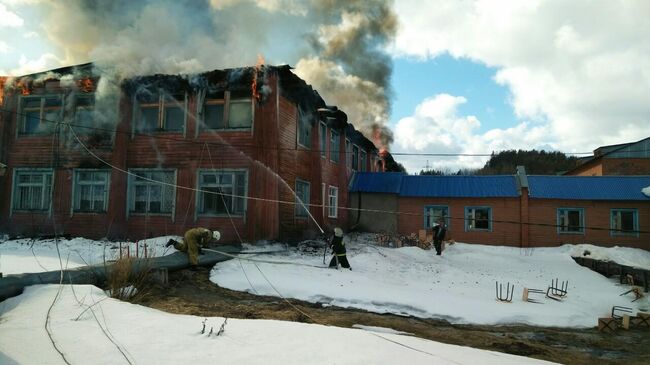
[569,244,650,270]
[0,236,178,275]
[0,285,557,365]
[642,186,650,197]
[212,236,646,328]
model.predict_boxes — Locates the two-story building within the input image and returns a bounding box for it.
[0,63,379,242]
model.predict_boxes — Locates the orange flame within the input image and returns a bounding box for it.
[77,78,94,93]
[16,79,31,95]
[251,54,265,101]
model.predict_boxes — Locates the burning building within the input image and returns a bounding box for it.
[0,63,381,241]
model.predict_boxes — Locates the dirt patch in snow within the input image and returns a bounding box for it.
[134,268,650,365]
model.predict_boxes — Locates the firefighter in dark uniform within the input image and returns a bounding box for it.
[166,227,220,267]
[432,218,447,256]
[329,227,351,269]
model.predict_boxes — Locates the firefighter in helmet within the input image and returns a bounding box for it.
[328,227,351,270]
[166,228,220,267]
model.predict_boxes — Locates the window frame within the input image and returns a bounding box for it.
[297,108,312,148]
[345,138,352,169]
[328,185,338,218]
[330,129,340,163]
[610,208,639,237]
[199,91,254,133]
[17,95,63,136]
[195,168,248,218]
[126,169,177,219]
[10,168,55,216]
[295,178,311,218]
[424,205,450,230]
[71,169,110,214]
[465,206,492,232]
[557,207,585,235]
[352,145,359,171]
[132,91,187,135]
[73,93,96,135]
[319,122,327,159]
[360,150,367,172]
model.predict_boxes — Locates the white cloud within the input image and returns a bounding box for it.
[9,53,64,76]
[393,0,650,156]
[23,31,38,38]
[0,3,24,27]
[0,41,10,54]
[394,94,552,173]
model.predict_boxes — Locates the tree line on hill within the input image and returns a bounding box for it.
[418,149,579,176]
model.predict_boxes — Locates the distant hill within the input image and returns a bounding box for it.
[419,149,578,175]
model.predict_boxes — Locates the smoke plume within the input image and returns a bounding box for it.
[30,0,397,149]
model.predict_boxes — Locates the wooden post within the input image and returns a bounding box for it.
[622,314,631,330]
[522,288,529,302]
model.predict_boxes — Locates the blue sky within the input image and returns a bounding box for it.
[390,55,515,132]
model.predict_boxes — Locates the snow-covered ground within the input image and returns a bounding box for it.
[569,243,650,270]
[211,234,650,327]
[0,285,557,364]
[1,234,649,363]
[0,236,178,275]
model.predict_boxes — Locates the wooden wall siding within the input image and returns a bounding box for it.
[602,158,650,175]
[398,197,522,247]
[527,199,649,249]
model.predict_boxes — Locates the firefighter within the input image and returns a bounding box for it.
[432,217,447,256]
[328,227,351,270]
[166,228,220,267]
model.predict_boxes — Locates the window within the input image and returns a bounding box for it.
[12,169,53,211]
[320,122,327,158]
[611,209,638,236]
[360,150,367,172]
[197,170,247,216]
[134,91,185,133]
[424,206,449,229]
[330,130,340,163]
[557,208,584,234]
[465,206,492,231]
[352,145,359,171]
[19,96,62,135]
[297,109,312,147]
[128,170,176,214]
[295,179,310,218]
[74,94,95,134]
[201,91,252,131]
[73,170,109,212]
[328,186,338,218]
[345,139,352,169]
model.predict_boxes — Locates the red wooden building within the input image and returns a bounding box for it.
[0,63,380,242]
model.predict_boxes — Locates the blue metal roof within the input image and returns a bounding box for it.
[349,172,404,194]
[399,175,519,198]
[528,176,650,201]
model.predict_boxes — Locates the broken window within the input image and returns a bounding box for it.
[424,205,449,229]
[328,186,338,218]
[352,145,359,171]
[557,208,584,234]
[466,206,492,231]
[12,169,53,211]
[135,91,185,133]
[360,150,367,171]
[128,169,176,214]
[73,170,109,212]
[74,94,95,134]
[19,96,62,135]
[295,179,310,218]
[201,91,252,131]
[297,109,311,147]
[197,170,247,216]
[611,209,637,236]
[330,130,340,163]
[320,122,327,158]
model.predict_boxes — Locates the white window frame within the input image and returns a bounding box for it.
[295,179,310,218]
[71,169,110,213]
[328,186,338,218]
[195,169,248,218]
[10,168,54,216]
[127,169,177,219]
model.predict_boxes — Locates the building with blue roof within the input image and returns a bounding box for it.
[349,170,649,249]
